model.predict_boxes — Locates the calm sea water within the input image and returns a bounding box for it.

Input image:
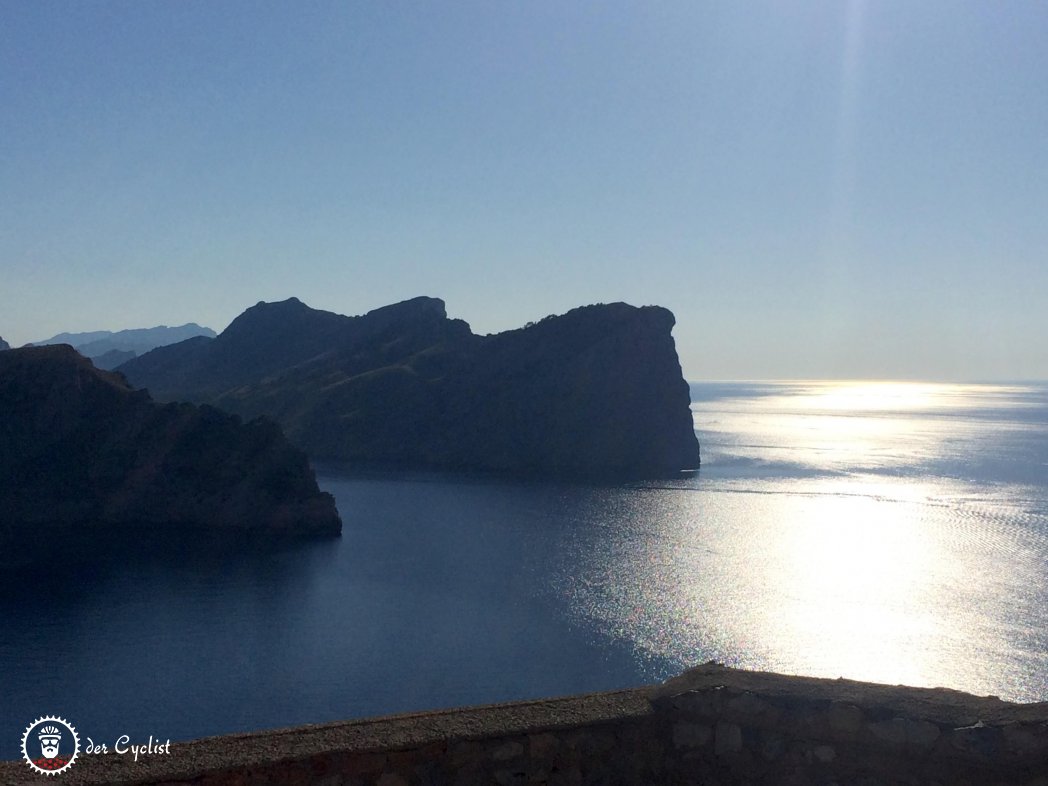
[2,380,1047,759]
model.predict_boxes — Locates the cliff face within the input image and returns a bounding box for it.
[120,297,700,477]
[0,346,341,560]
[443,304,699,475]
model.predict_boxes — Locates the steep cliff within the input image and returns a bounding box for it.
[120,297,700,477]
[439,303,699,475]
[0,346,341,561]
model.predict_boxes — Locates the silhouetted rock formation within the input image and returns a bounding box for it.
[0,345,341,563]
[0,336,9,351]
[120,297,700,477]
[34,323,217,359]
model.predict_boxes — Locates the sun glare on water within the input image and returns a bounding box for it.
[579,380,1048,701]
[799,381,949,412]
[756,477,959,689]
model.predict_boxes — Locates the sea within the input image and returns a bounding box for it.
[2,380,1047,760]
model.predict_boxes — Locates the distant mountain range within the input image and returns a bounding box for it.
[120,296,700,477]
[31,323,217,369]
[0,345,340,565]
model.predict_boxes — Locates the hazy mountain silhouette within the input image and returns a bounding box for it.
[0,336,9,351]
[91,348,138,370]
[0,345,340,565]
[120,297,700,477]
[33,323,217,361]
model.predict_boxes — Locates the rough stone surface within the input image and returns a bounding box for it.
[813,744,837,762]
[906,719,942,749]
[490,741,525,762]
[868,718,909,747]
[727,691,778,723]
[1004,722,1048,756]
[827,702,865,737]
[2,663,1046,785]
[673,722,712,749]
[528,732,558,760]
[715,721,744,756]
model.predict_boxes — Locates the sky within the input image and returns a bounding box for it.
[2,1,1046,381]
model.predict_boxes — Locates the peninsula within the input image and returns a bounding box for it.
[119,297,701,477]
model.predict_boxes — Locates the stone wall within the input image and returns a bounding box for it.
[3,664,1046,785]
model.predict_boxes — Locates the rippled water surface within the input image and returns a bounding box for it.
[2,381,1046,758]
[579,381,1048,701]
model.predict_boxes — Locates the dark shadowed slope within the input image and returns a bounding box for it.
[0,336,9,351]
[120,297,700,477]
[92,347,138,370]
[120,297,471,402]
[0,345,341,564]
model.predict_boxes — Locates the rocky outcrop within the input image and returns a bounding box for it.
[120,297,700,477]
[0,345,340,564]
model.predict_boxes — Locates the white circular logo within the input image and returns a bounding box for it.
[21,716,80,776]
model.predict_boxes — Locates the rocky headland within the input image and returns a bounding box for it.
[0,345,341,565]
[119,297,700,477]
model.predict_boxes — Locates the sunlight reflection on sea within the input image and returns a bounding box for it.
[559,381,1048,702]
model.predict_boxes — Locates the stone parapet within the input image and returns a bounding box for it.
[3,664,1046,785]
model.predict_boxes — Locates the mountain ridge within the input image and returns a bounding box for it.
[31,323,218,368]
[120,297,700,477]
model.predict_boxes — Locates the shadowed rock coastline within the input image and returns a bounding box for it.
[120,297,700,477]
[0,345,341,565]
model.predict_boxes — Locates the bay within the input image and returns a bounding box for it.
[2,380,1046,760]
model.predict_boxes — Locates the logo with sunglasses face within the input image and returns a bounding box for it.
[21,716,80,775]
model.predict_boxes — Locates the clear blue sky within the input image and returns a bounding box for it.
[3,1,1046,380]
